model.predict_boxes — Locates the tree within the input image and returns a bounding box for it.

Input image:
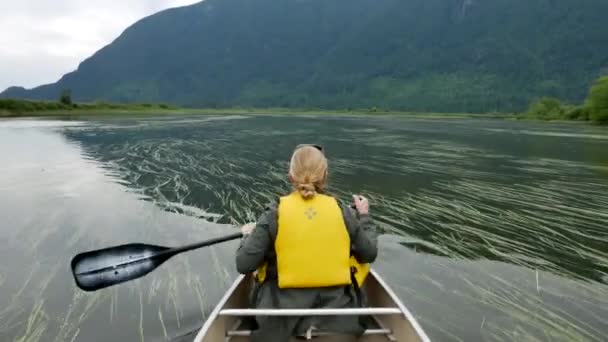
[525,97,565,119]
[60,89,72,106]
[587,76,608,124]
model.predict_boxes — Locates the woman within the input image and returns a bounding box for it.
[236,144,378,342]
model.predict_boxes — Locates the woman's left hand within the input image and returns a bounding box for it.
[353,194,369,215]
[241,222,256,236]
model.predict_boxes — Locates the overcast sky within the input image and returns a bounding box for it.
[0,0,201,91]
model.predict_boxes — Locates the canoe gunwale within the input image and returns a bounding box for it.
[194,274,247,341]
[370,270,431,342]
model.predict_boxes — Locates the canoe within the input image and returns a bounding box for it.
[194,270,431,341]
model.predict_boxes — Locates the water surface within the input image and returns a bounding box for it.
[1,115,607,342]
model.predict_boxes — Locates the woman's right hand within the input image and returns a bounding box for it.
[241,222,256,236]
[352,194,369,215]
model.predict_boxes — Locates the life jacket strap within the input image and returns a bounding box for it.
[350,266,362,308]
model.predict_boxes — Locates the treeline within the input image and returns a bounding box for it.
[0,99,74,113]
[521,76,608,124]
[0,98,175,116]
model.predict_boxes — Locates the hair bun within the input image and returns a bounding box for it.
[298,183,316,199]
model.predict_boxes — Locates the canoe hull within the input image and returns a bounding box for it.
[195,270,430,342]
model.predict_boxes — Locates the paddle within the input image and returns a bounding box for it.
[71,232,243,292]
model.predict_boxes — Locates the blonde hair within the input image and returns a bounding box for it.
[289,146,328,200]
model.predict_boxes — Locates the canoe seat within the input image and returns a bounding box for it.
[226,328,393,339]
[224,311,399,341]
[219,307,402,316]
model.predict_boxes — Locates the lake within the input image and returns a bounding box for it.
[0,115,607,342]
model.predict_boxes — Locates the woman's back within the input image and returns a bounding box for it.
[235,145,378,342]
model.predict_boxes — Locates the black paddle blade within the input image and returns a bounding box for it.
[71,243,173,292]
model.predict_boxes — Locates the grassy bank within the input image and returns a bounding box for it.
[0,99,181,117]
[2,98,604,125]
[0,98,513,119]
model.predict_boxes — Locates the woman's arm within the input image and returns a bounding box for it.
[235,209,275,274]
[343,198,378,264]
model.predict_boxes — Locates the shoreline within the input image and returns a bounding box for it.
[0,107,603,126]
[0,107,514,120]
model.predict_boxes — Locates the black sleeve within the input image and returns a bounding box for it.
[342,205,378,264]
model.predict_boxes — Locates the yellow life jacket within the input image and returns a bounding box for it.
[255,192,370,288]
[350,257,371,286]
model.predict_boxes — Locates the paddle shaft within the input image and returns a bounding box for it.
[171,232,244,255]
[75,232,243,276]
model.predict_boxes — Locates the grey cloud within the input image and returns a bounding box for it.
[0,0,200,91]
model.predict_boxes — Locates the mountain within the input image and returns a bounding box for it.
[2,0,608,113]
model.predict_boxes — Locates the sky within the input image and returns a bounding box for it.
[0,0,201,91]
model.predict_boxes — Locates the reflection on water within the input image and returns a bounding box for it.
[1,116,607,342]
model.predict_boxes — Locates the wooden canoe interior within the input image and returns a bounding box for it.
[196,271,427,342]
